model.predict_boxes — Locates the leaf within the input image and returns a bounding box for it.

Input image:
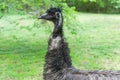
[90,0,96,2]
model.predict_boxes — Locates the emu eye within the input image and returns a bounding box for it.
[49,13,55,16]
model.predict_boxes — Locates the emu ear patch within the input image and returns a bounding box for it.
[55,12,60,19]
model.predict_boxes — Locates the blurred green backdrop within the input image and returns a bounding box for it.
[0,0,120,80]
[0,0,120,14]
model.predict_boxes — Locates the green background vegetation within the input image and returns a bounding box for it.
[0,0,120,14]
[0,0,120,80]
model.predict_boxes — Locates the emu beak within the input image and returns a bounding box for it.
[38,16,42,19]
[38,13,48,19]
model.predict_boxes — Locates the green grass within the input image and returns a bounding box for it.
[0,13,120,80]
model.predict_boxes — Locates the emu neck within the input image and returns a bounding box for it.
[52,15,63,37]
[44,14,72,74]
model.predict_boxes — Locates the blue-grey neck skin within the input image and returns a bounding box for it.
[52,12,63,37]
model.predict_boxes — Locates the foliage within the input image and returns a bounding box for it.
[112,0,120,9]
[0,0,120,14]
[0,0,69,14]
[66,0,120,13]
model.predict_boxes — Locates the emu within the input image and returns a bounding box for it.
[38,7,120,80]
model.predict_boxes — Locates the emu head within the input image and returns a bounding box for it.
[38,7,62,22]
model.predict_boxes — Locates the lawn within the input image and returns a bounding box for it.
[0,13,120,80]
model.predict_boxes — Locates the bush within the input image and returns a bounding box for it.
[66,0,120,13]
[0,0,73,14]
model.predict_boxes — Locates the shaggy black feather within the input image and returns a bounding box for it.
[39,7,120,80]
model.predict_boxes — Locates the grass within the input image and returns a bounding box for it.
[0,13,120,80]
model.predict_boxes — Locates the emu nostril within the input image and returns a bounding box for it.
[38,13,47,19]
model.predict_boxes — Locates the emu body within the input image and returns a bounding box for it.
[39,7,120,80]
